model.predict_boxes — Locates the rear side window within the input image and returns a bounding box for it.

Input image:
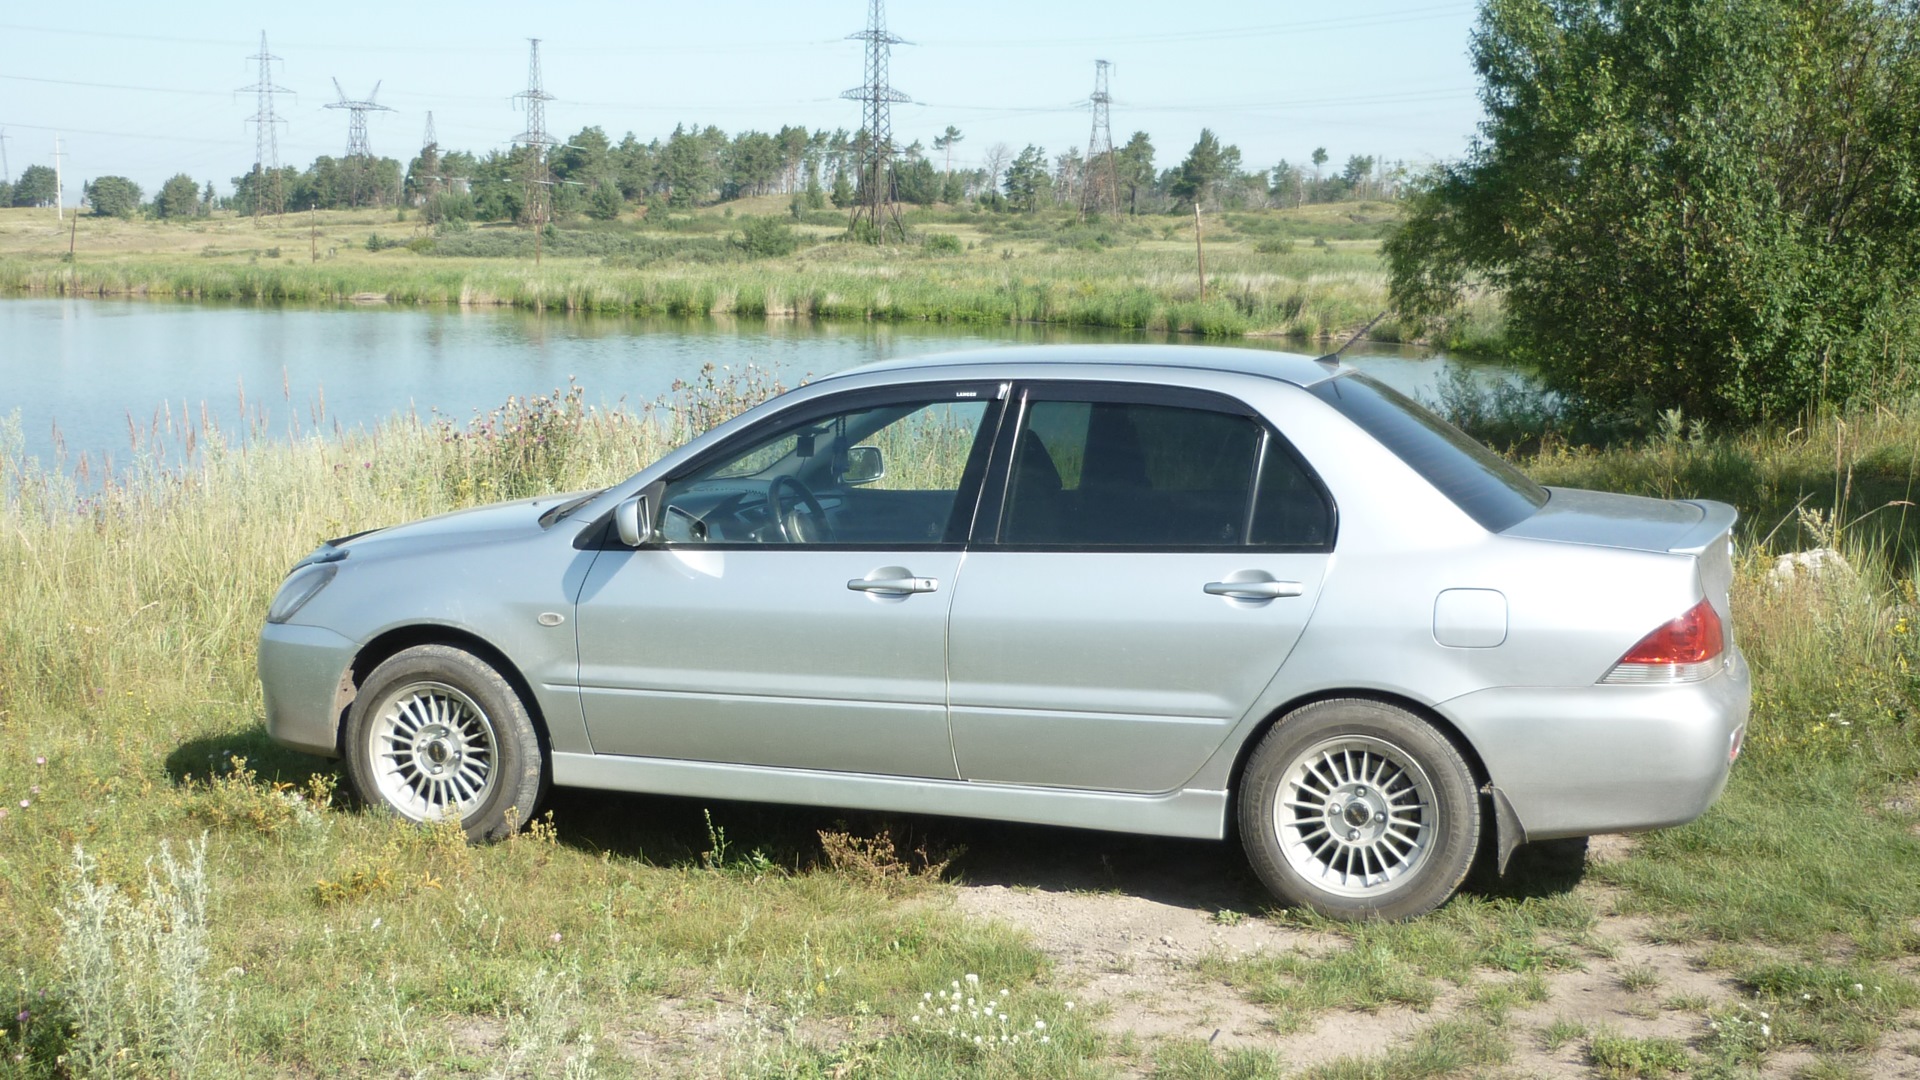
[1001,398,1331,549]
[1310,373,1546,532]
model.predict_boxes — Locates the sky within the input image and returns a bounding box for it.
[0,1,1487,201]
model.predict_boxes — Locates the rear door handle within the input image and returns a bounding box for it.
[1204,579,1303,600]
[848,576,939,595]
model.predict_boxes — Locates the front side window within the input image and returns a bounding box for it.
[660,392,992,546]
[1000,395,1331,549]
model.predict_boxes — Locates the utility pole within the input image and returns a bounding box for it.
[325,78,394,207]
[240,31,293,221]
[513,38,558,264]
[0,129,11,185]
[841,0,911,242]
[1080,60,1120,219]
[310,204,318,262]
[1193,202,1206,301]
[53,137,65,222]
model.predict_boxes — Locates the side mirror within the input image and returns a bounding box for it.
[842,445,885,485]
[614,494,653,547]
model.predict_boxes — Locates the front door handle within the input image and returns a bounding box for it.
[1204,579,1303,600]
[848,575,940,595]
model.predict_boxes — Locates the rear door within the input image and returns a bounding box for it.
[946,381,1336,793]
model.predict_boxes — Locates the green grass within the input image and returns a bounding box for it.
[3,365,1919,1073]
[0,203,1509,353]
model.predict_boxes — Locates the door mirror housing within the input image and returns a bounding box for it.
[842,445,885,485]
[614,494,653,547]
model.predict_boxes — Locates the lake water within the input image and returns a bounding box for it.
[0,298,1508,476]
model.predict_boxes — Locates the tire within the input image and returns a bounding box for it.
[1238,698,1480,922]
[343,644,547,842]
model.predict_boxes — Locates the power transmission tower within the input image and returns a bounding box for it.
[415,112,441,203]
[1080,60,1121,218]
[841,0,911,242]
[513,38,559,255]
[240,31,292,220]
[326,78,394,207]
[0,129,11,185]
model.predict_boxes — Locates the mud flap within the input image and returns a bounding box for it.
[1483,783,1527,875]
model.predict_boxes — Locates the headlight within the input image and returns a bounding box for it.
[266,562,339,624]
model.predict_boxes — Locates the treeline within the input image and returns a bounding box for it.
[219,122,1401,222]
[2,167,217,221]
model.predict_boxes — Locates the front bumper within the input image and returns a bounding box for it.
[258,622,357,758]
[1439,647,1751,840]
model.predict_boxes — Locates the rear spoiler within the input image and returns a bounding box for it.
[1667,501,1739,555]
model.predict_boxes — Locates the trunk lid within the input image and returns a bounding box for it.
[1506,488,1738,645]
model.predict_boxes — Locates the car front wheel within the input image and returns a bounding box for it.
[344,644,547,841]
[1239,698,1479,921]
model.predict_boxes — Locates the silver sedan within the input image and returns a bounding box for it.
[259,345,1749,920]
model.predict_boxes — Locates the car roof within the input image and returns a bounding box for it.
[818,344,1346,388]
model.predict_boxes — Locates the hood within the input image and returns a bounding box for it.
[323,490,595,562]
[1504,488,1737,555]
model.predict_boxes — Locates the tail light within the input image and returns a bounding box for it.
[1600,598,1726,684]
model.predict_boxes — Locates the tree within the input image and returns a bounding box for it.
[153,174,203,219]
[829,168,853,209]
[12,164,57,207]
[1003,145,1050,212]
[1115,132,1155,214]
[933,125,963,182]
[1310,147,1328,183]
[1387,0,1920,426]
[1171,129,1231,209]
[1341,155,1375,200]
[1270,160,1302,208]
[84,176,142,219]
[585,181,625,221]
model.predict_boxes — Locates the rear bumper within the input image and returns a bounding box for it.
[258,622,356,758]
[1438,646,1750,840]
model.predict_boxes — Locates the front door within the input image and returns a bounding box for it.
[576,383,1000,779]
[947,383,1337,793]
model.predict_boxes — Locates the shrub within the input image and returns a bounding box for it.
[733,216,801,258]
[58,838,216,1076]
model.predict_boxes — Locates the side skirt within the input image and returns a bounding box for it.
[551,752,1229,840]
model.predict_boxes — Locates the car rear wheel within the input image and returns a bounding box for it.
[344,644,547,842]
[1239,699,1479,921]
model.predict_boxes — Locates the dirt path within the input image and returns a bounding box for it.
[947,833,1920,1078]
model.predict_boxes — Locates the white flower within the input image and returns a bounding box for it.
[966,973,979,985]
[1761,1024,1771,1038]
[1854,983,1865,993]
[1065,1001,1075,1010]
[1040,1035,1050,1044]
[1034,1020,1046,1031]
[973,1035,982,1045]
[924,992,932,1000]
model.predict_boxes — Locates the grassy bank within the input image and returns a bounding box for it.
[1,377,1916,1075]
[0,204,1504,353]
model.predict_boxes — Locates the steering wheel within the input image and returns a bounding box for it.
[768,476,832,543]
